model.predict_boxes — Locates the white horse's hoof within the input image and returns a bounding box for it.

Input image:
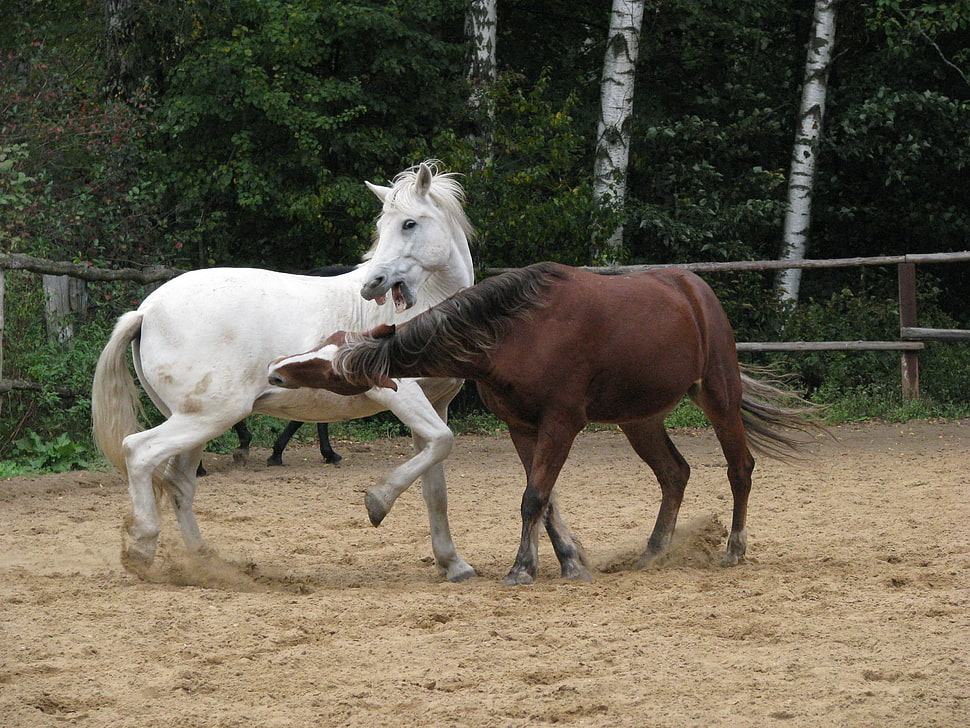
[561,563,593,582]
[364,489,390,526]
[120,545,154,578]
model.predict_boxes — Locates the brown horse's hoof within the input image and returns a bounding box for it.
[503,569,535,586]
[232,447,249,466]
[561,564,593,582]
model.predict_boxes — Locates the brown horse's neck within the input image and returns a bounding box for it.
[341,262,567,389]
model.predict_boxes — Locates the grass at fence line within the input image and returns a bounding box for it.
[3,392,969,478]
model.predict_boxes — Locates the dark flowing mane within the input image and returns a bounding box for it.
[334,262,569,384]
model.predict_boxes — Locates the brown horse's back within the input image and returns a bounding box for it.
[480,264,740,425]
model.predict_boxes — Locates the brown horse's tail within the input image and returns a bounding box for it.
[739,366,828,460]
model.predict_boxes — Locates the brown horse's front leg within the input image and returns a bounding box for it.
[504,484,545,585]
[504,423,581,585]
[545,495,591,581]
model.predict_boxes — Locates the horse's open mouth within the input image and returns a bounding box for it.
[375,282,413,313]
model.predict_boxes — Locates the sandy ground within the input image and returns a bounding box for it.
[0,420,968,727]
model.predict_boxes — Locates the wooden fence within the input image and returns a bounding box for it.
[3,250,970,400]
[0,253,181,396]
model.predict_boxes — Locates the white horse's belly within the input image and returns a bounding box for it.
[253,387,385,421]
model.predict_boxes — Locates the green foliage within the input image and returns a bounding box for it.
[0,431,93,476]
[0,18,164,266]
[439,72,610,268]
[2,0,970,458]
[144,0,468,269]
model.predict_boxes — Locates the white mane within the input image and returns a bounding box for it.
[364,160,475,260]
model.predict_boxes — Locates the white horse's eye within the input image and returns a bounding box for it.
[403,219,417,230]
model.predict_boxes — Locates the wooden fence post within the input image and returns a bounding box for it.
[898,263,920,399]
[41,274,88,348]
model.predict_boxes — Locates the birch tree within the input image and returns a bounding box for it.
[465,0,497,166]
[776,0,838,306]
[104,0,137,100]
[592,0,644,263]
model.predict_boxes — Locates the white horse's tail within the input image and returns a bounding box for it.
[91,311,146,477]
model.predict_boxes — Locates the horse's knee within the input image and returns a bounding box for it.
[520,486,547,524]
[426,426,454,461]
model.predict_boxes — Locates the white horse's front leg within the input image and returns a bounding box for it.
[364,381,476,582]
[413,425,476,582]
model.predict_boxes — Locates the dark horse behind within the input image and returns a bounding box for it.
[269,262,826,585]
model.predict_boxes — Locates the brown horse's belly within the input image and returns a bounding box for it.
[582,364,698,424]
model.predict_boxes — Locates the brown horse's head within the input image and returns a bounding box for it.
[267,326,398,394]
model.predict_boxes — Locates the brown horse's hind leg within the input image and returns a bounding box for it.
[620,419,691,560]
[691,386,755,566]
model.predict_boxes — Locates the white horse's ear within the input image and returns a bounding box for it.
[415,163,433,197]
[366,180,391,202]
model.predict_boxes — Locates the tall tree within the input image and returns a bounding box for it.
[776,0,838,306]
[465,0,497,166]
[103,0,138,100]
[592,0,644,263]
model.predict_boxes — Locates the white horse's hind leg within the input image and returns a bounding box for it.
[163,446,206,554]
[121,415,230,572]
[363,381,476,581]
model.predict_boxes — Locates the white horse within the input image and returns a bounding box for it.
[91,161,477,581]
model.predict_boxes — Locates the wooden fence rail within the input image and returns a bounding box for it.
[2,250,969,401]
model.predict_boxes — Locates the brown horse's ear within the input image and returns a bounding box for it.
[377,374,398,391]
[323,329,350,346]
[370,323,396,339]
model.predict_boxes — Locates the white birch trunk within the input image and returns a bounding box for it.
[593,0,644,263]
[776,0,838,305]
[465,0,497,166]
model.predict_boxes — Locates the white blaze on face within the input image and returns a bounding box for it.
[282,344,339,367]
[316,344,339,363]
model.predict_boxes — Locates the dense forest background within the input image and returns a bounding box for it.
[1,0,969,464]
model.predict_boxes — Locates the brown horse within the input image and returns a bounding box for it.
[268,262,822,585]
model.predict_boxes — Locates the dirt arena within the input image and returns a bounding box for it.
[1,420,968,727]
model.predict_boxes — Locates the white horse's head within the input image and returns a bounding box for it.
[360,160,474,314]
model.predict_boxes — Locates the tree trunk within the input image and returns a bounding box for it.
[104,0,138,100]
[465,0,497,167]
[776,0,838,306]
[592,0,644,264]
